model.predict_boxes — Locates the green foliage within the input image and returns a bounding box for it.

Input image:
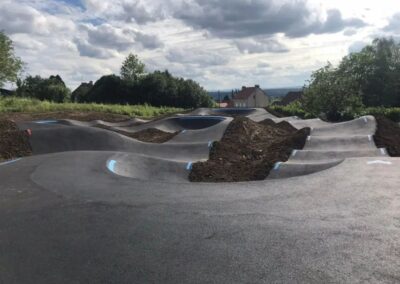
[0,96,184,118]
[16,75,70,103]
[0,31,23,87]
[303,37,400,121]
[120,53,146,83]
[78,70,214,108]
[268,101,400,122]
[268,101,314,119]
[303,63,364,121]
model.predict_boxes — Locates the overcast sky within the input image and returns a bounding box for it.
[1,0,400,90]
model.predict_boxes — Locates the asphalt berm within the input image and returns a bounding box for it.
[189,117,310,182]
[96,124,179,143]
[0,119,32,162]
[374,115,400,156]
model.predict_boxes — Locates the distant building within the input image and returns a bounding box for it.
[232,85,269,108]
[274,91,303,106]
[0,88,14,96]
[71,81,93,102]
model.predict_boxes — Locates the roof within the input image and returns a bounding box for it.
[233,87,258,100]
[276,91,303,106]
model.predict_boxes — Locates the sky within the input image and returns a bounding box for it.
[1,0,400,91]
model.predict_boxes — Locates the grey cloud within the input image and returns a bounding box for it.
[384,13,400,34]
[166,49,229,66]
[81,24,163,52]
[234,38,289,54]
[121,0,164,24]
[0,2,46,35]
[74,38,116,59]
[83,24,134,51]
[175,0,366,38]
[135,32,164,49]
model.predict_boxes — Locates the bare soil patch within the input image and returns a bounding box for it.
[0,119,32,162]
[374,116,400,156]
[189,117,310,182]
[96,125,179,143]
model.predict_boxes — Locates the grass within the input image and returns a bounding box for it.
[0,96,186,118]
[268,103,400,122]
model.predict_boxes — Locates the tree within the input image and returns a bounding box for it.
[303,63,363,121]
[303,37,400,120]
[120,53,145,83]
[16,75,71,103]
[0,31,23,87]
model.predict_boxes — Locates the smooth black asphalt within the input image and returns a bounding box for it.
[0,108,399,283]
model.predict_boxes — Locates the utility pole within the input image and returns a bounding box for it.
[218,90,221,108]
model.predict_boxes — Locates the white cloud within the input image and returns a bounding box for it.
[1,0,400,91]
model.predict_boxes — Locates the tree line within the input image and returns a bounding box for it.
[0,32,213,108]
[303,38,400,120]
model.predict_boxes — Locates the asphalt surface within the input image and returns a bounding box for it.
[1,108,399,283]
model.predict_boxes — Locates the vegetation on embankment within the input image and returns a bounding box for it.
[0,97,185,118]
[268,103,400,122]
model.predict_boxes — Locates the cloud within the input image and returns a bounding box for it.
[166,48,229,66]
[234,38,289,54]
[79,23,163,53]
[74,38,117,59]
[174,0,366,39]
[384,13,400,34]
[82,23,135,51]
[134,32,164,49]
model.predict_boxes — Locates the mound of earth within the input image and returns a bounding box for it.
[189,117,310,182]
[374,116,400,156]
[0,119,32,162]
[96,125,179,143]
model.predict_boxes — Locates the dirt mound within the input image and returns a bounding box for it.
[374,116,400,156]
[189,117,310,182]
[0,120,32,162]
[96,125,178,143]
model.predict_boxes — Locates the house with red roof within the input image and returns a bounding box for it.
[232,85,270,108]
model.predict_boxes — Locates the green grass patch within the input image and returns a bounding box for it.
[0,96,186,118]
[268,102,400,122]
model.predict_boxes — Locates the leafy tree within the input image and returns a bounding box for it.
[120,53,145,83]
[0,31,23,87]
[303,37,400,120]
[82,75,134,104]
[17,75,70,102]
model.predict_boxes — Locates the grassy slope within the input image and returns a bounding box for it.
[0,97,186,118]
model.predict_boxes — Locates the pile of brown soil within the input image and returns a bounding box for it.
[96,125,178,143]
[0,119,32,162]
[189,117,310,182]
[374,116,400,156]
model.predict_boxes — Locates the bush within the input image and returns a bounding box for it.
[79,71,214,108]
[16,75,70,103]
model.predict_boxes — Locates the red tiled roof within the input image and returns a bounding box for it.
[233,87,257,100]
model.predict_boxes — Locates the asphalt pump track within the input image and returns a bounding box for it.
[1,108,399,283]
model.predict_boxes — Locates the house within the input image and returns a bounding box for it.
[71,81,93,102]
[274,91,303,106]
[0,88,14,96]
[232,85,269,108]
